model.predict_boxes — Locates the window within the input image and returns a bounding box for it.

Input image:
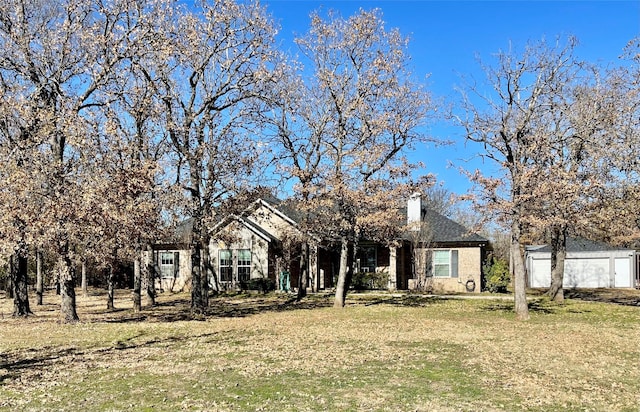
[220,250,232,282]
[357,246,377,273]
[219,249,252,283]
[433,250,458,278]
[160,252,178,279]
[237,249,251,282]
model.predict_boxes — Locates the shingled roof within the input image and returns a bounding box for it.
[529,237,632,253]
[423,208,487,243]
[260,196,305,224]
[268,197,488,245]
[162,196,488,247]
[399,206,488,245]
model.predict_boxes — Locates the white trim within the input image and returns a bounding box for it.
[211,215,273,242]
[256,199,299,227]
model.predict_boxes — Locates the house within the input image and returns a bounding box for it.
[207,198,309,291]
[525,237,637,289]
[148,218,193,292]
[148,194,489,294]
[395,193,489,293]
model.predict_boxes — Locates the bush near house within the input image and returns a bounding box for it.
[352,271,389,291]
[240,278,276,293]
[484,257,510,293]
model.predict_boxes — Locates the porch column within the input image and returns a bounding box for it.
[388,247,397,291]
[310,244,318,292]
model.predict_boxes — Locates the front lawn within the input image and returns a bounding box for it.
[1,289,639,411]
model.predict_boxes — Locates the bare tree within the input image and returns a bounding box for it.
[423,185,457,218]
[530,65,626,301]
[258,52,329,300]
[457,38,588,319]
[587,40,640,247]
[406,221,435,292]
[287,9,435,308]
[0,0,170,321]
[91,59,167,311]
[464,41,628,303]
[144,0,279,313]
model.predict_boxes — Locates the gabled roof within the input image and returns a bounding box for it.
[527,237,632,253]
[211,214,278,243]
[174,218,194,241]
[248,197,302,227]
[152,218,194,248]
[264,197,488,245]
[160,196,487,247]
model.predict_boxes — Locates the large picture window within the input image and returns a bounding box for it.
[219,250,232,282]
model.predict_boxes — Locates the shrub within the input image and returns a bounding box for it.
[241,278,276,293]
[483,257,510,293]
[351,271,388,291]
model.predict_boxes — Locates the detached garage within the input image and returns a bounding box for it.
[526,238,636,289]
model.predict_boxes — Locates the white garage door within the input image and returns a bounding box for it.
[564,258,610,288]
[529,258,551,288]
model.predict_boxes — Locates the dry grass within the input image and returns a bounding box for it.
[1,288,639,411]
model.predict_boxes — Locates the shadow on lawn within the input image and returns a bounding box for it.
[96,293,336,323]
[481,300,559,315]
[481,289,640,314]
[0,331,219,386]
[0,346,76,385]
[564,289,640,307]
[356,294,449,307]
[0,294,450,385]
[95,292,453,323]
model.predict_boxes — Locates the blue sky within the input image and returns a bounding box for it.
[261,0,640,194]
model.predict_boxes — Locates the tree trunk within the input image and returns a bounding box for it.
[58,252,79,323]
[201,240,210,308]
[334,237,350,308]
[144,245,156,307]
[106,249,117,310]
[297,243,308,301]
[190,195,207,313]
[191,244,206,313]
[107,267,115,310]
[419,249,434,292]
[5,273,13,299]
[188,166,206,313]
[511,221,529,321]
[547,225,566,302]
[414,245,428,291]
[36,248,43,305]
[81,259,88,297]
[11,248,31,317]
[309,245,317,292]
[133,254,142,313]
